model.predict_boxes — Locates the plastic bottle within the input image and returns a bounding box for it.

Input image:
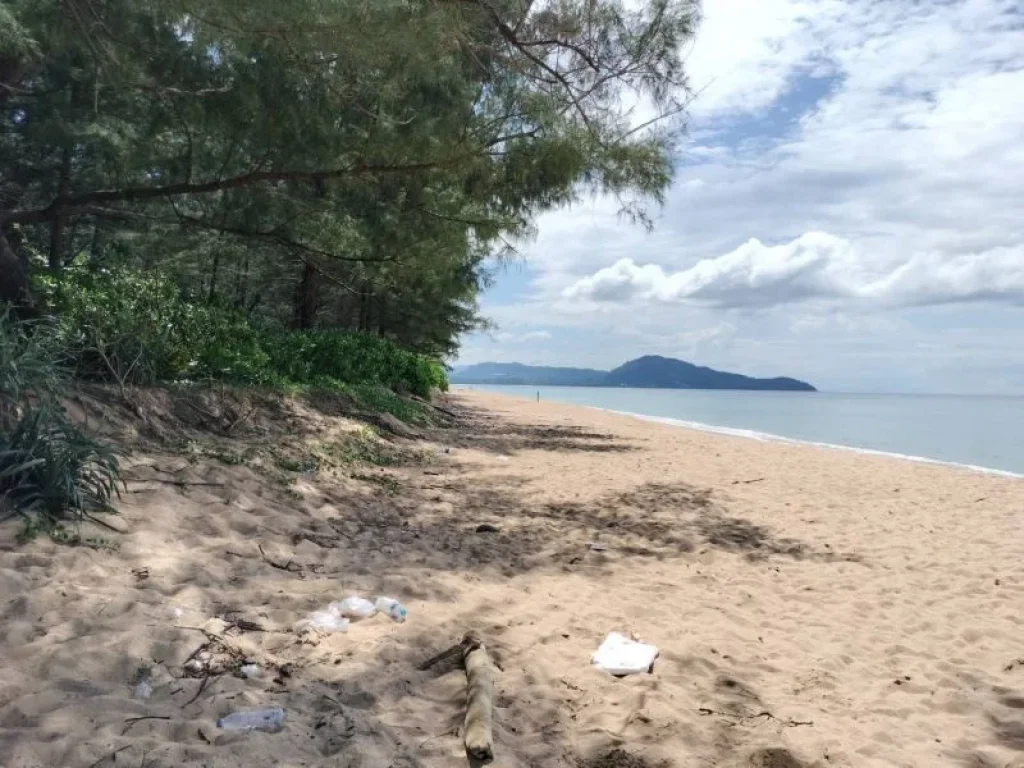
[374,597,408,623]
[217,706,286,732]
[333,596,377,620]
[133,678,152,700]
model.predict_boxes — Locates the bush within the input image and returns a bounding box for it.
[261,330,448,398]
[1,406,122,524]
[0,312,123,527]
[40,267,449,397]
[0,308,65,422]
[38,268,273,386]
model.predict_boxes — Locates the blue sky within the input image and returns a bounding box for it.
[459,0,1024,394]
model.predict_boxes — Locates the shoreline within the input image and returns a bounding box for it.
[454,385,1024,479]
[619,409,1024,479]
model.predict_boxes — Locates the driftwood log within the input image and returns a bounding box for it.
[418,634,495,762]
[462,634,494,761]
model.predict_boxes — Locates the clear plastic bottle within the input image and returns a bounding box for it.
[374,597,408,623]
[216,706,286,732]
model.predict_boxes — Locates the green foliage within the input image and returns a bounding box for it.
[319,427,398,467]
[0,312,123,528]
[38,267,272,386]
[38,266,448,396]
[1,0,697,359]
[0,308,64,418]
[262,331,447,398]
[341,383,435,426]
[0,404,122,524]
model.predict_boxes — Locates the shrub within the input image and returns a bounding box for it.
[0,312,123,527]
[1,406,122,524]
[39,268,273,386]
[262,330,447,398]
[41,267,449,396]
[0,308,65,422]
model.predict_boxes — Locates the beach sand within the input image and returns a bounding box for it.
[1,389,1023,768]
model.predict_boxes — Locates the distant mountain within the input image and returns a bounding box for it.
[450,362,607,386]
[452,355,816,392]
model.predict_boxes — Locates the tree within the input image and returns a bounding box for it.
[1,0,699,352]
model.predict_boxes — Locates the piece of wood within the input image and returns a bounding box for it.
[462,634,494,762]
[417,641,465,672]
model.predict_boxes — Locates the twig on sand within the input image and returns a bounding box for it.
[697,707,813,728]
[257,543,307,577]
[226,617,265,633]
[418,636,475,672]
[182,674,211,707]
[83,511,123,532]
[431,404,461,420]
[126,478,225,489]
[731,477,766,485]
[86,746,131,768]
[122,715,172,734]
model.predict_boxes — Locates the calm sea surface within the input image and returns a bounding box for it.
[458,385,1024,477]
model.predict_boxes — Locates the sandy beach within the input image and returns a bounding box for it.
[1,389,1023,768]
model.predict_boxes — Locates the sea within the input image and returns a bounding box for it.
[456,385,1024,477]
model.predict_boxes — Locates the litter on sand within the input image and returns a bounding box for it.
[299,609,350,633]
[592,632,659,676]
[299,596,407,632]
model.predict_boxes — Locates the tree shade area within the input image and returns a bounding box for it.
[1,0,698,351]
[0,0,698,522]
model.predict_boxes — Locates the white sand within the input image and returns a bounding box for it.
[2,389,1023,768]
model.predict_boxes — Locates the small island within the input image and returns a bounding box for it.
[452,355,817,391]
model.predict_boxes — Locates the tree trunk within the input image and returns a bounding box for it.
[208,252,221,304]
[48,146,73,274]
[234,252,249,310]
[0,229,33,310]
[292,262,320,329]
[358,283,372,332]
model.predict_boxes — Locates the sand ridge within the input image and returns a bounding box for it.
[1,389,1023,767]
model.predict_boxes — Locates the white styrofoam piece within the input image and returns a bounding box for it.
[592,632,658,676]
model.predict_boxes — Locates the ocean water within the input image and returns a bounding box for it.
[458,385,1024,477]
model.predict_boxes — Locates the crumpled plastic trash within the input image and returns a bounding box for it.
[332,596,377,620]
[300,608,350,633]
[591,632,658,676]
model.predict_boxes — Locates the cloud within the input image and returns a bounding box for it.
[493,329,552,343]
[471,0,1024,393]
[684,0,833,118]
[563,233,1024,309]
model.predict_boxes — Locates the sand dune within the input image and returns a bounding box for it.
[1,389,1023,767]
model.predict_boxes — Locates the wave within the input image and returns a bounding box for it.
[591,407,1024,480]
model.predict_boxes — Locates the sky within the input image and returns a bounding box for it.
[457,0,1024,395]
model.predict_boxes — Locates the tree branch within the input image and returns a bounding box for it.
[167,209,398,265]
[1,159,453,225]
[515,39,599,71]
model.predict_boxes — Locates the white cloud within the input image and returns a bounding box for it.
[563,233,1024,309]
[474,0,1024,393]
[684,0,834,118]
[492,329,552,343]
